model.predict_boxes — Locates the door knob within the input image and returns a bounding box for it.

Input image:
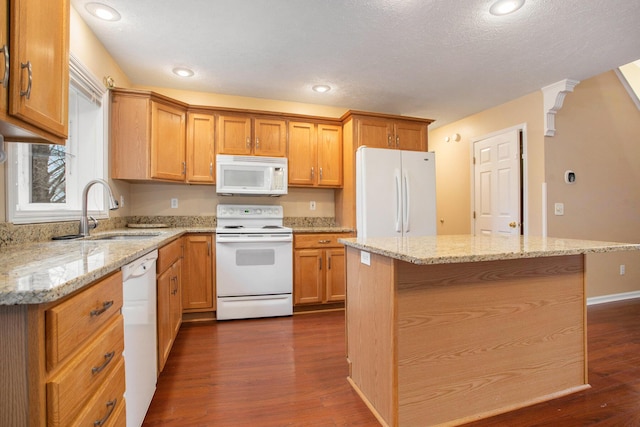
[509,222,518,228]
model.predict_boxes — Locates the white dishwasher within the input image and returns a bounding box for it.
[122,249,158,427]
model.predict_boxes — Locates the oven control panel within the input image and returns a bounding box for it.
[217,204,283,219]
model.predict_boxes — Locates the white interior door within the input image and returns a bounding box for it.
[473,129,521,236]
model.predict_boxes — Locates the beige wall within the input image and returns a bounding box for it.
[428,91,545,236]
[129,184,334,218]
[546,70,640,298]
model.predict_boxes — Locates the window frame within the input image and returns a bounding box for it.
[6,54,110,225]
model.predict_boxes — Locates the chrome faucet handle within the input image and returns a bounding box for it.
[88,216,98,230]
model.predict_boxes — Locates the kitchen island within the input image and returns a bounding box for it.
[340,235,640,427]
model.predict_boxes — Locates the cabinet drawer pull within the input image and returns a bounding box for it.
[93,398,117,426]
[90,300,114,317]
[318,239,331,244]
[319,257,322,270]
[91,351,115,375]
[20,61,32,99]
[0,45,8,88]
[328,256,332,269]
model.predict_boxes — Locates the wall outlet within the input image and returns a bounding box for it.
[620,264,626,275]
[554,202,564,215]
[360,251,371,266]
[171,198,178,209]
[309,201,316,211]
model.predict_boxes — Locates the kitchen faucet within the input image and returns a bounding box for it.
[79,179,119,236]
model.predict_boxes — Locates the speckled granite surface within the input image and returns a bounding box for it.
[339,234,640,265]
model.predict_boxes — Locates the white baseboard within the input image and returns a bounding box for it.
[587,290,640,306]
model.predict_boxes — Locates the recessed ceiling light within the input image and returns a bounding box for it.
[312,85,331,93]
[85,2,121,21]
[173,67,194,78]
[489,0,525,16]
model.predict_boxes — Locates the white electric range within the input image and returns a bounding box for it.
[215,204,293,320]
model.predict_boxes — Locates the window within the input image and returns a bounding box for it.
[7,55,109,224]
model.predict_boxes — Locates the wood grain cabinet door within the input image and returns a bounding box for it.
[394,121,427,151]
[217,114,252,155]
[357,118,393,149]
[9,0,69,138]
[317,124,342,187]
[182,234,213,311]
[151,101,186,181]
[186,112,215,183]
[294,249,323,304]
[254,118,287,157]
[325,248,346,302]
[288,121,317,186]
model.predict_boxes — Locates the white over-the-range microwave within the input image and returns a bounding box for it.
[216,154,288,196]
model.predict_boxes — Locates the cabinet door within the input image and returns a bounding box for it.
[288,121,316,186]
[9,0,69,138]
[395,121,427,151]
[151,101,186,181]
[357,118,393,149]
[254,118,287,157]
[317,124,342,187]
[170,259,183,338]
[182,234,213,311]
[157,267,172,373]
[325,248,346,302]
[294,249,323,305]
[186,112,215,183]
[217,115,252,155]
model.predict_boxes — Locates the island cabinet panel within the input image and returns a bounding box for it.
[346,247,588,427]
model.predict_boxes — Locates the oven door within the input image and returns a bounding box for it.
[215,234,293,297]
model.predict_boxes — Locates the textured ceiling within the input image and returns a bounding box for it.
[70,0,640,127]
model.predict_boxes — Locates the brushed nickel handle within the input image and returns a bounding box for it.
[246,137,250,148]
[319,167,323,180]
[318,239,331,244]
[0,45,8,88]
[311,167,314,179]
[328,256,332,270]
[319,257,322,270]
[20,61,32,99]
[182,161,186,175]
[90,300,114,317]
[387,135,392,147]
[91,351,115,375]
[209,162,213,177]
[93,398,117,426]
[396,135,400,148]
[256,137,260,149]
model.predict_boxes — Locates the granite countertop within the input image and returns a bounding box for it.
[0,228,196,306]
[339,234,640,265]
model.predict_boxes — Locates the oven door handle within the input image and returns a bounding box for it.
[216,235,293,244]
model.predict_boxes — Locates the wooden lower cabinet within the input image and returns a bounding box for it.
[293,232,353,306]
[0,271,126,426]
[182,233,215,313]
[157,238,183,373]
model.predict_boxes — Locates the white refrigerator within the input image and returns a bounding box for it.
[356,147,436,238]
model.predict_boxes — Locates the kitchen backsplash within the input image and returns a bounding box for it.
[0,216,338,247]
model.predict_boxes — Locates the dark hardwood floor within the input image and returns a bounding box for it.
[143,299,640,427]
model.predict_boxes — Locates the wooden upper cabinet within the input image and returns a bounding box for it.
[357,118,393,149]
[254,118,287,156]
[217,114,286,157]
[317,124,342,187]
[217,114,252,155]
[186,112,215,183]
[151,101,186,181]
[288,121,317,186]
[288,121,342,188]
[354,114,430,152]
[0,0,69,144]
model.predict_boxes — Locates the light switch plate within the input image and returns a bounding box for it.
[554,202,564,215]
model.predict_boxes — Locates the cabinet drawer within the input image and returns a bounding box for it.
[294,233,354,249]
[47,315,124,427]
[70,357,126,427]
[158,237,183,273]
[46,271,123,370]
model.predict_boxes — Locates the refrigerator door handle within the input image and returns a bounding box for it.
[395,169,402,233]
[403,170,410,232]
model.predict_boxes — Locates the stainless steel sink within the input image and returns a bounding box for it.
[91,233,161,241]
